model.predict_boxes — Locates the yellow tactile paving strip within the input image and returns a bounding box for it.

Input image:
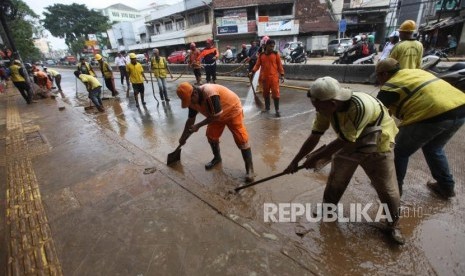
[5,96,63,275]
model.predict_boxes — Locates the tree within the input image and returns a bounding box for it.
[0,0,41,62]
[42,4,110,48]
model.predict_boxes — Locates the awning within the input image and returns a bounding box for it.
[419,16,465,32]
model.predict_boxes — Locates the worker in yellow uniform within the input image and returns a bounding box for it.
[95,54,118,97]
[126,53,148,108]
[389,20,423,69]
[9,60,34,104]
[376,58,465,199]
[284,76,403,244]
[150,48,173,101]
[77,57,96,77]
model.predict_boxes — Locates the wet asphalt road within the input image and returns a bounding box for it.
[50,65,465,275]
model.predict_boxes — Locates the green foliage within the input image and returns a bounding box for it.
[69,37,86,56]
[42,3,111,47]
[0,0,41,62]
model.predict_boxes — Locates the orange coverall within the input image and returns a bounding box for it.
[35,71,52,90]
[252,51,284,99]
[189,84,249,149]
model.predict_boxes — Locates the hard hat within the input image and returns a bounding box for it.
[95,54,102,61]
[13,60,21,64]
[129,53,137,59]
[354,35,361,42]
[176,82,193,108]
[398,20,416,32]
[190,42,196,48]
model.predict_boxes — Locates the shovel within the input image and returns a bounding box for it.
[167,144,183,165]
[234,145,330,192]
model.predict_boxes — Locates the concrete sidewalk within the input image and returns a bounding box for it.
[0,85,322,275]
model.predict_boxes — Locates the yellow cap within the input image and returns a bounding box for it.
[398,20,416,32]
[95,54,102,61]
[176,82,194,108]
[129,53,137,59]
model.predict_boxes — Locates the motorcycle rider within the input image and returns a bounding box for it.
[345,35,364,64]
[222,46,234,63]
[290,42,305,63]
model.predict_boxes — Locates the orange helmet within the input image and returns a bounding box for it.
[398,20,416,32]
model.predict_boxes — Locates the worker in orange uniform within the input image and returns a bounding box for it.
[197,38,219,84]
[188,43,202,85]
[176,82,255,182]
[249,39,285,117]
[34,70,52,91]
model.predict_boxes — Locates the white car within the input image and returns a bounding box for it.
[327,38,352,56]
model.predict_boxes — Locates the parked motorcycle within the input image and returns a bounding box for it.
[283,52,307,64]
[422,49,465,92]
[332,51,375,64]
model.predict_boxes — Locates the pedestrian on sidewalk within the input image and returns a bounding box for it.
[74,71,105,112]
[176,82,255,182]
[9,60,34,104]
[95,54,119,97]
[115,51,130,87]
[76,57,96,77]
[376,58,465,199]
[126,53,148,108]
[198,38,219,84]
[246,40,259,73]
[249,39,285,117]
[284,76,404,245]
[188,42,202,85]
[150,48,173,101]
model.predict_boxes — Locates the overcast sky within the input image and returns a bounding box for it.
[23,0,167,50]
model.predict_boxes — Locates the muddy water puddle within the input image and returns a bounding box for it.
[69,74,465,275]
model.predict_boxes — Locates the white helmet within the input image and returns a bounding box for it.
[354,35,362,42]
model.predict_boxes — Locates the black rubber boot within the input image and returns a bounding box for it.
[141,93,146,105]
[273,98,280,117]
[159,92,164,101]
[241,148,255,182]
[205,142,222,170]
[263,96,270,112]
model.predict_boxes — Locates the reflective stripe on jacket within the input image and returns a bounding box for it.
[380,69,465,126]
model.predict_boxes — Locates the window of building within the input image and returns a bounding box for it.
[165,21,173,31]
[122,13,128,18]
[188,11,205,26]
[129,14,136,18]
[258,4,293,16]
[155,24,161,34]
[112,12,120,17]
[176,19,185,30]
